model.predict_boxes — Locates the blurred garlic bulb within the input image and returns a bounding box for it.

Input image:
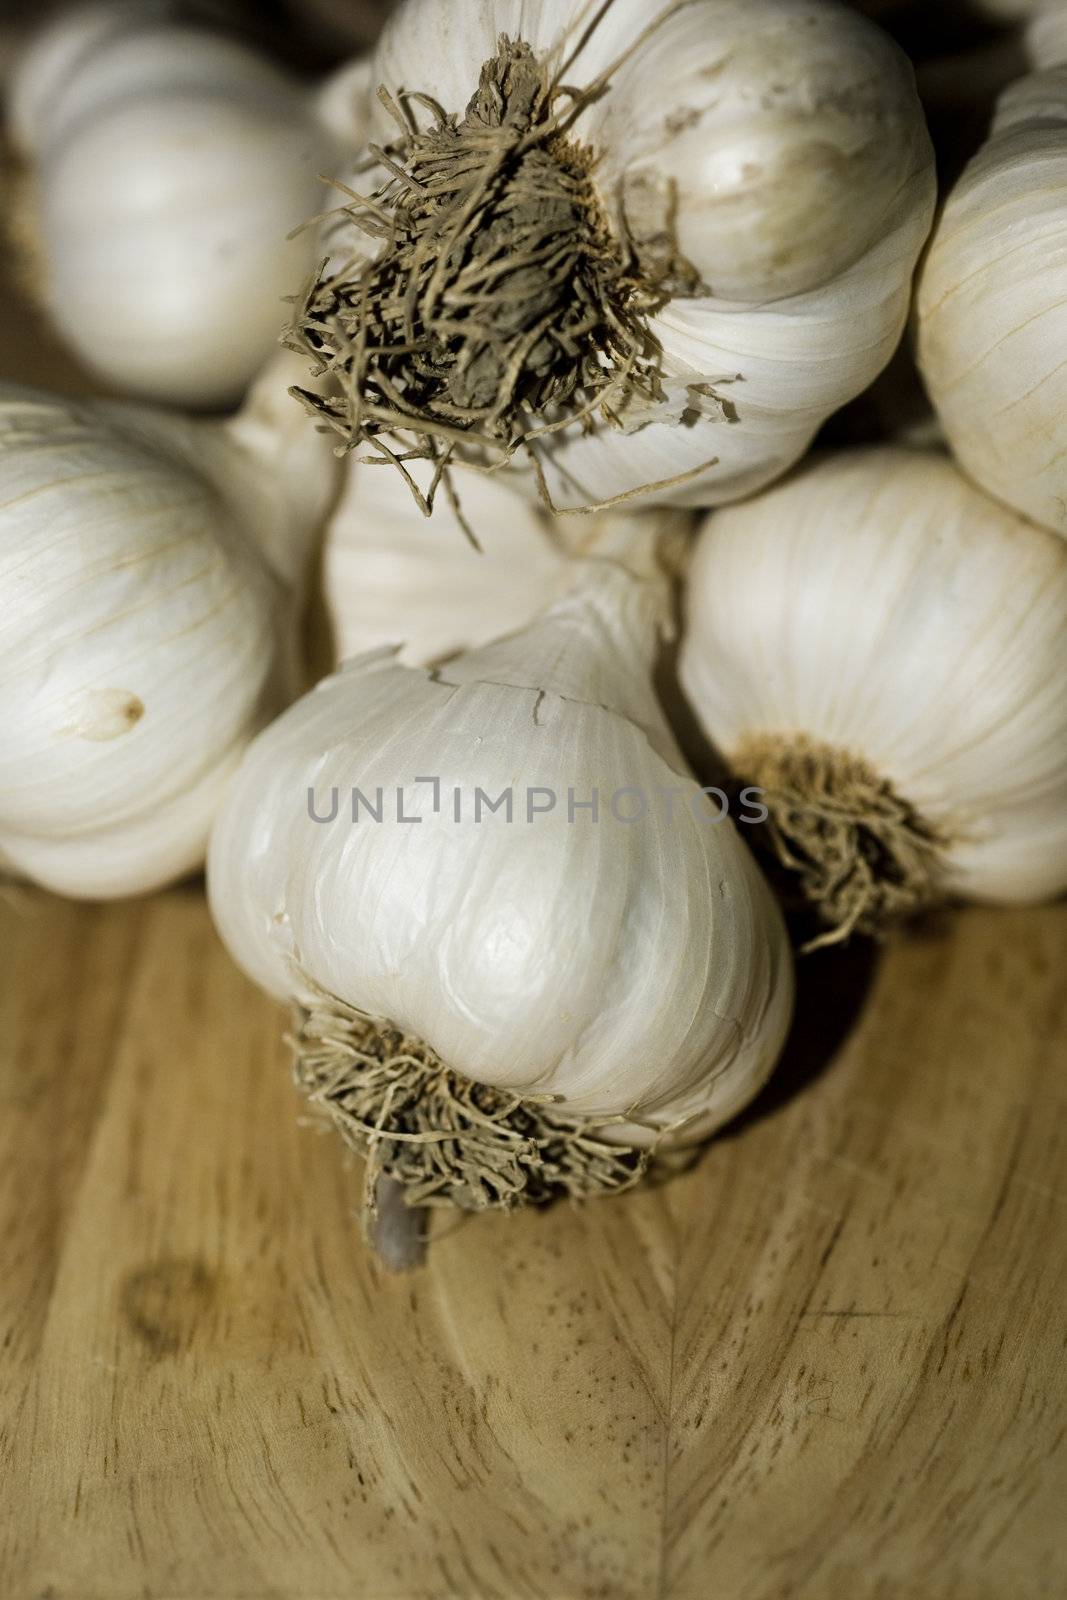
[292,0,935,515]
[915,55,1067,536]
[0,353,338,900]
[9,4,372,407]
[1025,2,1067,68]
[323,450,692,667]
[679,448,1067,944]
[983,0,1046,18]
[209,545,793,1214]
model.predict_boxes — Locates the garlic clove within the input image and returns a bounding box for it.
[324,459,575,667]
[119,348,343,594]
[1025,5,1067,71]
[321,447,688,668]
[530,198,933,511]
[1,741,246,901]
[313,54,377,147]
[37,99,324,408]
[581,0,933,303]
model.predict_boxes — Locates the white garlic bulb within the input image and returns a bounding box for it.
[324,454,582,667]
[679,447,1067,944]
[981,0,1046,18]
[9,5,372,408]
[322,448,692,667]
[292,0,935,515]
[1025,4,1067,69]
[915,58,1067,537]
[0,353,338,900]
[208,546,793,1212]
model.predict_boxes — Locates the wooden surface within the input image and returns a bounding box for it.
[2,890,1066,1598]
[2,116,1067,1600]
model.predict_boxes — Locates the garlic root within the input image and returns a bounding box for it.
[294,999,650,1215]
[733,734,949,951]
[291,32,675,517]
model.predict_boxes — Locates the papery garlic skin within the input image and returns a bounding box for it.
[308,0,935,511]
[679,448,1067,907]
[323,452,686,667]
[209,561,793,1145]
[916,64,1067,538]
[11,7,370,408]
[0,358,337,900]
[324,457,580,666]
[1026,5,1067,70]
[6,1,158,150]
[978,0,1042,14]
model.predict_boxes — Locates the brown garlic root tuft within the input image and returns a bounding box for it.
[291,997,651,1226]
[733,732,950,950]
[287,24,700,524]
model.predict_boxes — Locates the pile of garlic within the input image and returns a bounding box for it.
[3,0,1065,1260]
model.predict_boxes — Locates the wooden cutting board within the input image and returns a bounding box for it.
[2,888,1065,1599]
[2,146,1066,1600]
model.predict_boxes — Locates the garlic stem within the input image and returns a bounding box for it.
[367,1176,427,1272]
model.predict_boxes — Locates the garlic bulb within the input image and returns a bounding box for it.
[291,0,935,515]
[915,57,1067,537]
[0,353,338,900]
[208,545,793,1213]
[679,447,1067,945]
[9,5,372,408]
[979,0,1045,18]
[323,448,692,667]
[1025,4,1067,69]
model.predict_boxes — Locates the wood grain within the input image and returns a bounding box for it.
[2,96,1066,1600]
[1,890,1065,1599]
